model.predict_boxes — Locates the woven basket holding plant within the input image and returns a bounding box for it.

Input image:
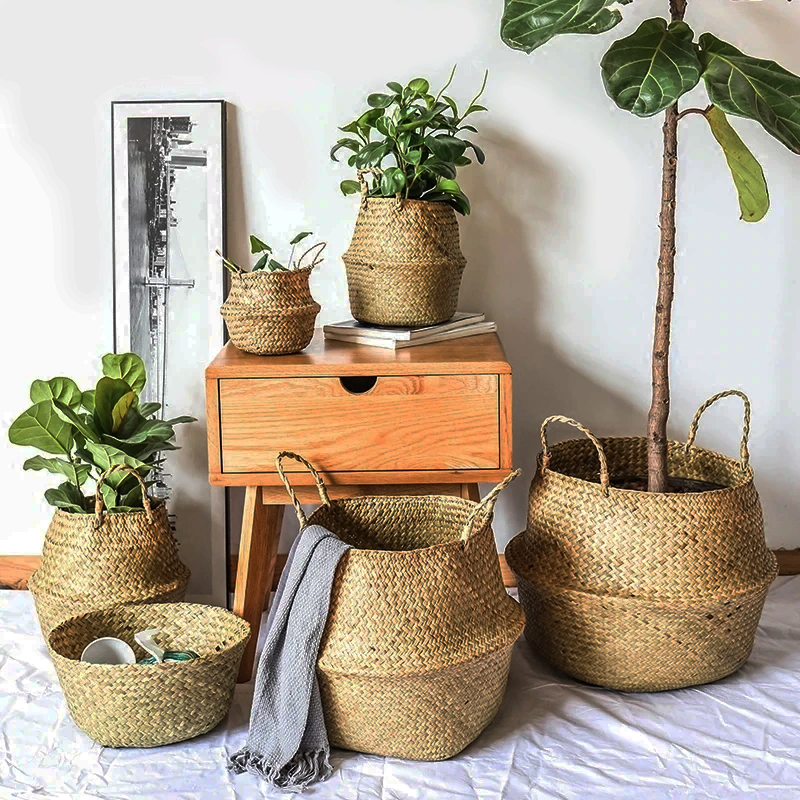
[332,68,487,327]
[497,0,800,688]
[8,353,193,636]
[219,233,323,355]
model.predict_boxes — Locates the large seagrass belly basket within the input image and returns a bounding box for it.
[277,453,524,761]
[506,391,778,692]
[341,170,467,327]
[28,466,190,637]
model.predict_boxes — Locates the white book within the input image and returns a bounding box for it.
[324,321,497,350]
[323,311,485,342]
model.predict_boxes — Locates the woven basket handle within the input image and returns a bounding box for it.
[357,168,403,209]
[685,390,751,470]
[275,451,331,528]
[541,415,610,496]
[461,469,521,544]
[94,465,154,524]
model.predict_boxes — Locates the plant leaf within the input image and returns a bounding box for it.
[101,353,146,394]
[138,401,161,417]
[53,400,101,443]
[340,179,361,196]
[162,415,196,426]
[94,377,134,434]
[500,0,630,54]
[252,253,269,271]
[386,81,403,93]
[30,377,82,410]
[267,259,287,272]
[380,166,406,196]
[600,18,702,118]
[9,401,73,455]
[699,33,800,154]
[45,482,87,513]
[85,442,151,488]
[354,141,390,168]
[703,106,770,222]
[464,141,486,164]
[289,231,313,245]
[81,390,96,414]
[407,78,430,95]
[23,455,91,487]
[367,93,395,109]
[330,138,361,162]
[249,235,272,254]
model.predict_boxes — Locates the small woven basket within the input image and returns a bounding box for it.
[506,390,778,692]
[277,452,524,761]
[221,266,321,355]
[48,602,250,747]
[29,466,190,637]
[341,170,467,327]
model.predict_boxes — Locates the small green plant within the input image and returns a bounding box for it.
[216,233,326,274]
[8,353,195,513]
[331,66,489,215]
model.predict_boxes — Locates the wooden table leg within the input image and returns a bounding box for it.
[462,483,481,502]
[233,486,284,682]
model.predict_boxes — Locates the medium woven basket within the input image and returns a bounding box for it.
[276,452,524,761]
[221,266,320,355]
[506,390,778,692]
[29,466,190,637]
[48,602,250,747]
[341,170,467,327]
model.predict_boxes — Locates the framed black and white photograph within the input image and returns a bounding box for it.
[112,100,227,606]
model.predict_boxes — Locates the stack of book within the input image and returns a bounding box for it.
[323,312,495,350]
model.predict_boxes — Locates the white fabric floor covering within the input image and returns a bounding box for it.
[2,581,799,800]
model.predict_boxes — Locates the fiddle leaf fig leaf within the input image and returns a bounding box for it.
[699,33,800,155]
[101,353,146,394]
[500,0,631,54]
[601,18,702,117]
[85,442,151,488]
[94,378,135,434]
[9,401,73,455]
[138,401,161,418]
[53,400,101,443]
[704,106,770,223]
[45,482,87,513]
[81,390,95,414]
[30,377,82,410]
[23,456,91,487]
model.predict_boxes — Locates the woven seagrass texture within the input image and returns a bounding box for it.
[506,391,778,692]
[48,603,250,747]
[276,452,524,760]
[221,267,320,355]
[28,467,190,637]
[342,189,467,327]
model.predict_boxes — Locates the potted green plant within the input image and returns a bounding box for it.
[8,352,194,634]
[500,0,795,690]
[218,232,324,355]
[331,67,488,327]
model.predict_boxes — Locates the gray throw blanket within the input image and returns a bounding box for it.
[229,524,351,792]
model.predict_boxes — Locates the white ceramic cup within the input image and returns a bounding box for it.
[80,637,136,665]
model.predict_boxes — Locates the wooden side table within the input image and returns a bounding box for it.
[205,331,513,681]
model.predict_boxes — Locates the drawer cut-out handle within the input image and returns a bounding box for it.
[339,376,378,394]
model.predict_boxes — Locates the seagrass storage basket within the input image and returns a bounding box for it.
[29,466,190,637]
[277,452,524,760]
[341,170,467,327]
[48,602,250,747]
[506,391,778,693]
[221,266,320,355]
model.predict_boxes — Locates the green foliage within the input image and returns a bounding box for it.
[330,66,488,215]
[8,352,196,514]
[500,0,630,54]
[216,232,326,274]
[601,19,701,118]
[500,4,800,221]
[698,34,800,155]
[704,106,769,222]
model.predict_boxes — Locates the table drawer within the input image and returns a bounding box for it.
[219,374,499,473]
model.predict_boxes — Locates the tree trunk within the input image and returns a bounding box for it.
[647,0,687,493]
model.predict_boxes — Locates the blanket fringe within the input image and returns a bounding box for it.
[228,748,333,793]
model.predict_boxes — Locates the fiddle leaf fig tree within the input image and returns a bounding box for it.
[8,353,195,513]
[501,0,800,492]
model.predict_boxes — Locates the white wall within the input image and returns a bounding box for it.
[2,0,798,559]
